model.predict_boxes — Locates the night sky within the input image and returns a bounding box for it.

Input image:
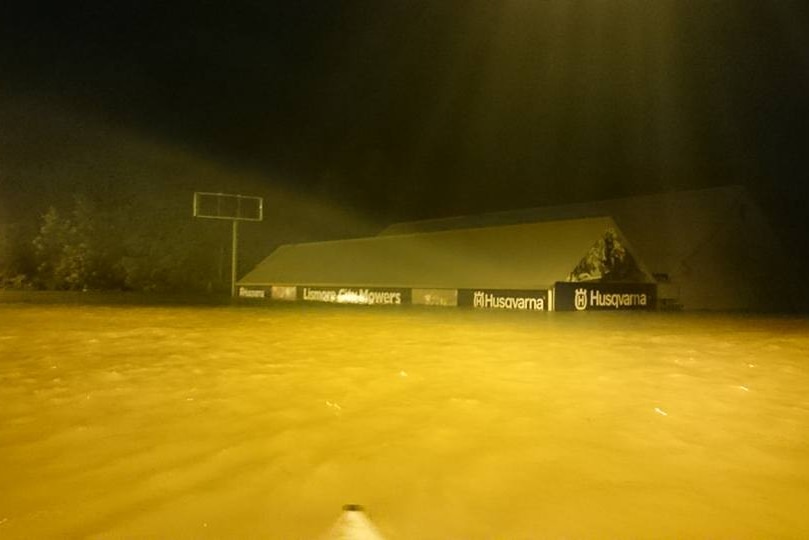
[2,1,808,240]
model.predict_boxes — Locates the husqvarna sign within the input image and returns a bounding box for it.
[574,287,588,310]
[555,282,657,311]
[458,289,549,311]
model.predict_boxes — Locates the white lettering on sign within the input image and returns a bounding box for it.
[472,291,545,311]
[302,288,338,302]
[239,287,266,298]
[302,287,402,305]
[337,288,402,305]
[589,289,647,309]
[574,288,588,311]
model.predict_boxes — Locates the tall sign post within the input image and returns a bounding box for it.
[193,192,263,298]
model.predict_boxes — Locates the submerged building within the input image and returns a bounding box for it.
[379,185,793,311]
[237,216,657,311]
[238,186,795,312]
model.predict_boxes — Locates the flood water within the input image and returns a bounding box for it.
[1,303,808,538]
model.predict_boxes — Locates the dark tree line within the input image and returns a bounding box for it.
[1,195,230,293]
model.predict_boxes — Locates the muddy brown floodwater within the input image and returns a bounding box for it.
[1,303,808,538]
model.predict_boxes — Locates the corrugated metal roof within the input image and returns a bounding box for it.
[239,216,647,289]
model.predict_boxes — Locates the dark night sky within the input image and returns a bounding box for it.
[1,1,808,238]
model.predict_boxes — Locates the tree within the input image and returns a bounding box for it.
[0,222,35,288]
[31,193,227,293]
[33,206,70,289]
[32,196,102,290]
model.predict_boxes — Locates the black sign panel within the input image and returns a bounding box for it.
[458,289,549,311]
[298,286,411,306]
[554,282,657,311]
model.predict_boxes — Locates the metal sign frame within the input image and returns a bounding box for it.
[193,192,264,298]
[193,192,263,222]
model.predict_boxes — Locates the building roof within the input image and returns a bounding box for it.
[239,216,649,289]
[380,185,762,276]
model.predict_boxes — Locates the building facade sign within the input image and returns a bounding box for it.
[299,286,411,306]
[554,282,657,311]
[271,286,297,301]
[458,289,549,311]
[238,286,270,299]
[240,283,657,312]
[412,288,458,307]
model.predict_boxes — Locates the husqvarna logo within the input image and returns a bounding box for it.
[574,288,588,311]
[471,289,545,310]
